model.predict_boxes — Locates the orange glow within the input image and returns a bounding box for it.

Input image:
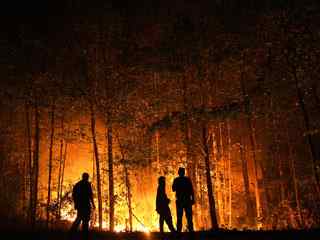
[60,201,155,232]
[39,115,269,231]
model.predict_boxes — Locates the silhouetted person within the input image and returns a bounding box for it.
[70,172,95,240]
[156,176,176,233]
[172,167,195,232]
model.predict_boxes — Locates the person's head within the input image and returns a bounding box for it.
[82,172,89,181]
[178,167,185,177]
[158,176,165,187]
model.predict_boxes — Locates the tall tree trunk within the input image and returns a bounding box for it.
[286,128,303,227]
[56,116,64,220]
[124,162,133,232]
[25,103,33,223]
[22,127,27,219]
[31,101,40,229]
[116,133,133,232]
[90,102,102,230]
[226,120,232,228]
[155,130,160,172]
[292,67,320,194]
[203,125,219,229]
[239,141,255,225]
[199,171,206,227]
[107,122,114,232]
[22,103,31,220]
[212,130,223,226]
[58,142,68,217]
[58,142,67,217]
[46,103,55,228]
[219,123,227,225]
[240,53,263,227]
[92,147,97,227]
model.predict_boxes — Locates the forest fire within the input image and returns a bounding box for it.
[1,1,320,239]
[60,202,153,233]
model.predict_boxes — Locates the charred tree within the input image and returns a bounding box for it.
[124,161,133,232]
[226,120,232,228]
[58,142,67,218]
[202,125,219,230]
[239,141,255,225]
[291,60,320,195]
[117,134,133,232]
[46,103,55,228]
[107,122,115,232]
[240,52,263,226]
[25,102,33,223]
[31,101,40,229]
[286,128,303,226]
[90,102,103,230]
[56,115,64,219]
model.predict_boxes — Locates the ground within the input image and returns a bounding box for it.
[1,230,320,240]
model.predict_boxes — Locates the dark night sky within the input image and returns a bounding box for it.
[1,0,318,89]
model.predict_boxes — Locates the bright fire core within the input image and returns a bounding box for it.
[61,189,158,233]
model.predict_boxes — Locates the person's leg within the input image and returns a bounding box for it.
[176,201,183,232]
[164,213,176,232]
[82,220,89,240]
[82,209,90,240]
[159,214,164,233]
[185,203,194,232]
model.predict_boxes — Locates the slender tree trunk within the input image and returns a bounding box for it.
[239,141,255,225]
[25,103,33,223]
[116,133,133,232]
[56,116,64,220]
[203,125,219,229]
[22,103,31,220]
[155,130,160,172]
[46,103,55,228]
[90,102,102,230]
[124,162,133,232]
[219,123,227,225]
[213,127,224,226]
[22,127,27,219]
[92,148,97,227]
[227,120,232,228]
[200,172,206,228]
[286,128,303,227]
[212,130,223,226]
[31,101,40,229]
[58,142,67,217]
[107,122,114,232]
[240,53,262,227]
[292,68,320,194]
